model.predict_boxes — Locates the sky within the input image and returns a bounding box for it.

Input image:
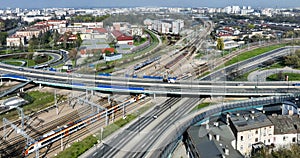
[0,0,300,9]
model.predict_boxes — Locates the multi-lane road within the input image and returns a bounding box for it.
[81,97,201,158]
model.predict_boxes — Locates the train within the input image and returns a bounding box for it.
[134,56,161,71]
[23,94,147,156]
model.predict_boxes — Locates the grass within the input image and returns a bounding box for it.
[134,38,147,46]
[267,73,300,81]
[191,102,210,111]
[197,71,210,79]
[224,44,287,67]
[54,103,152,158]
[195,53,203,59]
[121,48,131,50]
[265,62,285,69]
[0,91,60,125]
[1,60,23,66]
[233,69,259,81]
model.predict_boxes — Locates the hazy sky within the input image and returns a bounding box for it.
[1,0,300,9]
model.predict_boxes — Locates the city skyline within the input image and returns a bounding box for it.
[1,0,300,9]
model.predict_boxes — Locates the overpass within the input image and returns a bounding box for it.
[0,71,298,97]
[0,80,32,98]
[0,46,300,97]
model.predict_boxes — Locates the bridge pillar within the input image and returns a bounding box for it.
[112,112,115,122]
[39,83,42,89]
[123,105,126,119]
[0,78,2,86]
[105,111,108,126]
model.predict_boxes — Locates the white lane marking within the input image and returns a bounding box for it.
[142,142,146,147]
[92,152,98,157]
[132,152,137,157]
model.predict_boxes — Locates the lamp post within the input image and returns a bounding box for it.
[256,74,258,93]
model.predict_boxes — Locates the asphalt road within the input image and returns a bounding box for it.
[86,97,181,158]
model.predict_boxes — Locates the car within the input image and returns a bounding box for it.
[168,79,176,83]
[153,115,158,119]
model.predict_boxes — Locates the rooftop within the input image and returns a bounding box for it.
[229,109,273,132]
[268,115,300,134]
[187,119,243,158]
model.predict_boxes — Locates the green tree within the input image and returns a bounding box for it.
[28,35,39,52]
[52,29,60,47]
[216,38,224,51]
[0,32,8,46]
[75,33,82,47]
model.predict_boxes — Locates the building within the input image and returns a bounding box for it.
[268,115,300,149]
[184,120,243,158]
[80,28,108,40]
[131,25,143,36]
[149,19,184,35]
[6,35,26,47]
[73,22,103,28]
[103,53,122,61]
[113,22,131,31]
[227,110,274,156]
[111,30,133,45]
[15,25,49,40]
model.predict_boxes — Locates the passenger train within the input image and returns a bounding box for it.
[23,94,146,156]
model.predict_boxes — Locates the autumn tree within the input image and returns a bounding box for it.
[216,38,224,51]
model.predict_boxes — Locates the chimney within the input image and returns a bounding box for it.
[251,115,255,120]
[215,134,220,141]
[209,134,212,140]
[224,148,230,155]
[206,124,209,130]
[226,114,230,126]
[214,122,219,127]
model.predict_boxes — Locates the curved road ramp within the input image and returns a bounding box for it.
[0,80,32,98]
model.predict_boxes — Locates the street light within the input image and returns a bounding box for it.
[256,74,258,93]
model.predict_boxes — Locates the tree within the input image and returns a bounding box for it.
[28,35,38,52]
[216,38,224,51]
[52,29,60,47]
[0,32,8,46]
[63,32,68,49]
[75,33,82,48]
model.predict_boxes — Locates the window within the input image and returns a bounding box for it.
[241,136,244,141]
[255,130,258,134]
[293,137,296,142]
[255,138,258,142]
[268,139,270,143]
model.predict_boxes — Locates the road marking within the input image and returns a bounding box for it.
[142,142,146,147]
[149,135,154,139]
[132,152,137,157]
[92,152,98,157]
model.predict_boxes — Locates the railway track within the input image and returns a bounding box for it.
[31,98,151,158]
[0,106,95,157]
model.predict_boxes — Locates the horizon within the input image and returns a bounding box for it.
[0,0,300,9]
